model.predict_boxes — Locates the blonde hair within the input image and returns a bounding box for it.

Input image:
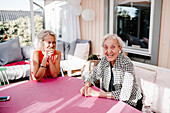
[34,30,56,50]
[102,33,124,48]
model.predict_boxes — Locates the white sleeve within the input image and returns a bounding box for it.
[119,72,134,101]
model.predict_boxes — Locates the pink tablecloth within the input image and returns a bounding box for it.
[0,77,141,113]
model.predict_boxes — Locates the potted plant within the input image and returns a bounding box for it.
[88,54,100,60]
[87,55,101,71]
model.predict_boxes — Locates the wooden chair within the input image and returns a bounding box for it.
[81,60,102,88]
[81,60,100,77]
[0,67,9,86]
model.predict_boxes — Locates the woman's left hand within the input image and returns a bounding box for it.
[87,87,100,97]
[43,48,54,58]
[47,49,54,57]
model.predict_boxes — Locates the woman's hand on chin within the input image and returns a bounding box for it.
[43,48,54,59]
[47,49,54,57]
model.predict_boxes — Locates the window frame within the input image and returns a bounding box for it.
[108,0,162,65]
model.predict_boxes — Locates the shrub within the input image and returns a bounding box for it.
[0,15,43,46]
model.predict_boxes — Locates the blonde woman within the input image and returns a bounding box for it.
[80,34,143,111]
[30,30,61,81]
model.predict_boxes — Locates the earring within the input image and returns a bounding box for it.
[119,50,121,54]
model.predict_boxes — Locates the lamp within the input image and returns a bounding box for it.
[68,0,81,5]
[70,4,82,16]
[82,9,95,21]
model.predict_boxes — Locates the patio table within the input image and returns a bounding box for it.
[0,77,142,113]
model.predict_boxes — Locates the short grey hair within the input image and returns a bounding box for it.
[34,30,56,50]
[102,33,123,48]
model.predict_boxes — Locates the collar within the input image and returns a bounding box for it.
[102,53,123,68]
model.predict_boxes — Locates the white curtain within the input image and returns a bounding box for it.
[61,4,81,43]
[45,3,56,33]
[44,1,63,36]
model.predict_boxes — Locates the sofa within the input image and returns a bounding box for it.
[82,60,170,113]
[0,37,91,83]
[0,38,34,83]
[133,61,170,113]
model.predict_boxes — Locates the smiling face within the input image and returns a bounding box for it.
[43,35,56,51]
[103,37,122,65]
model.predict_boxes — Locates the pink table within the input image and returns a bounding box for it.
[0,77,141,113]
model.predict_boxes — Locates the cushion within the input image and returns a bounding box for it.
[61,58,86,71]
[152,68,170,113]
[0,37,23,66]
[73,43,89,60]
[21,46,35,60]
[77,39,91,55]
[4,61,30,66]
[68,40,77,60]
[64,42,70,60]
[134,66,157,106]
[56,41,64,60]
[0,65,30,82]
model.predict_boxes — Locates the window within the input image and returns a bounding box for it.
[117,4,150,48]
[108,0,162,65]
[115,1,152,56]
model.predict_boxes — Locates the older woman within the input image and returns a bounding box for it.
[80,34,143,110]
[30,30,61,81]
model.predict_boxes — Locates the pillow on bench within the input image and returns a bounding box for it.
[73,43,89,60]
[135,66,157,106]
[21,46,35,60]
[0,37,23,66]
[56,41,64,60]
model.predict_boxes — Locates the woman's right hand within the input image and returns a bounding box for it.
[80,86,90,97]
